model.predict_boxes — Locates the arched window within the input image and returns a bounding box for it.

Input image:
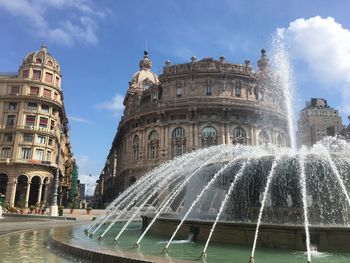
[172,127,186,157]
[202,126,217,147]
[46,61,53,67]
[172,127,185,139]
[148,130,159,159]
[258,130,270,145]
[233,127,247,145]
[132,135,139,162]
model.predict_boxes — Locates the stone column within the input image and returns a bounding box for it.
[188,124,193,150]
[220,124,225,145]
[164,125,169,157]
[142,130,147,160]
[9,178,17,207]
[193,123,198,148]
[37,183,43,205]
[42,183,49,204]
[226,125,231,145]
[25,181,31,208]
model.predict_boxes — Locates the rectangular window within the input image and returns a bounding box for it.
[8,102,17,110]
[29,86,39,96]
[55,77,60,87]
[25,115,36,127]
[175,145,184,157]
[52,108,56,116]
[6,115,15,127]
[39,117,48,129]
[235,83,241,97]
[46,151,51,161]
[176,87,182,97]
[23,134,34,142]
[27,102,37,111]
[45,72,53,83]
[36,135,46,144]
[43,89,51,98]
[0,147,11,158]
[48,138,53,146]
[32,70,41,80]
[4,133,13,142]
[50,120,55,130]
[35,149,44,160]
[206,85,212,96]
[10,86,20,95]
[41,104,49,113]
[54,92,58,101]
[22,70,29,78]
[21,148,32,159]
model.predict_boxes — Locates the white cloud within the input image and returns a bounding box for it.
[0,0,107,46]
[278,16,350,114]
[95,93,125,116]
[68,115,91,124]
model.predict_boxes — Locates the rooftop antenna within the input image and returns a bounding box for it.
[145,40,148,52]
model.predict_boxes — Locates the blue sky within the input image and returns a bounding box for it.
[1,0,350,194]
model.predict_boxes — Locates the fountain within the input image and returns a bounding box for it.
[50,34,350,263]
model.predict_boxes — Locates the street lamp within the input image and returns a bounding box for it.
[50,125,63,216]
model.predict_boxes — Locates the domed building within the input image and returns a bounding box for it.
[0,45,76,211]
[95,50,289,207]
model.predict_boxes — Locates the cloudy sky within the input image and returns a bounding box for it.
[1,0,349,194]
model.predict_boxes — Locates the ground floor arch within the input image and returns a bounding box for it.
[15,175,29,207]
[0,173,8,203]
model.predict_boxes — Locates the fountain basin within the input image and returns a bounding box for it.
[143,215,350,252]
[50,225,192,263]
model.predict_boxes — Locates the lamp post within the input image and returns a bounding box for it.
[50,125,63,216]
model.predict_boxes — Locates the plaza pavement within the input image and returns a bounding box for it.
[0,209,105,236]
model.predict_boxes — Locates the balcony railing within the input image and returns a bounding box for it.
[0,158,54,166]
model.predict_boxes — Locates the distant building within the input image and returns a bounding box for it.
[0,45,76,208]
[338,116,350,142]
[297,98,344,147]
[94,49,290,207]
[79,183,86,199]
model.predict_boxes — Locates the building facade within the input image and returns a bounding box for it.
[297,98,344,147]
[95,49,289,207]
[0,45,75,208]
[338,116,350,142]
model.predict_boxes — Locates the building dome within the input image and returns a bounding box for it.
[22,44,60,71]
[129,51,159,93]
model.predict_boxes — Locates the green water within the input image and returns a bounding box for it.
[0,229,90,263]
[1,223,350,262]
[75,223,350,263]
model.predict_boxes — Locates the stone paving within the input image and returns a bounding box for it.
[0,209,104,236]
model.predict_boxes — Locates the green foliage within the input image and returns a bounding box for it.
[58,206,64,216]
[68,202,76,209]
[16,200,25,209]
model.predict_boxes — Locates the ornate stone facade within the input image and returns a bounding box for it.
[0,45,75,208]
[95,50,289,207]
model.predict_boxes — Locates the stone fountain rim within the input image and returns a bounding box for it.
[50,225,194,263]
